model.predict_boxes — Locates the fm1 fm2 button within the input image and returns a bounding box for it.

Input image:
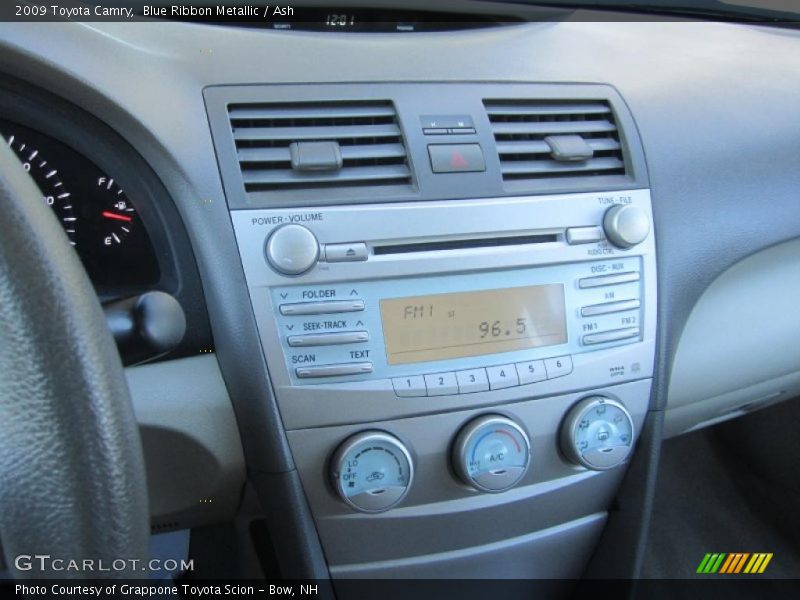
[428,144,486,173]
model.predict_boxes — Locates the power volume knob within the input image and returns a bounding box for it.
[265,224,319,275]
[603,205,651,249]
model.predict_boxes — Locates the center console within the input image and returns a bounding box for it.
[207,82,655,578]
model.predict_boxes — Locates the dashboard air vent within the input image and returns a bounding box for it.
[483,100,627,183]
[228,101,412,193]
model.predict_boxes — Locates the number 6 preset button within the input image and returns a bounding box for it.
[456,368,490,393]
[424,372,459,396]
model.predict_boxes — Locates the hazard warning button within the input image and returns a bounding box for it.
[428,144,486,174]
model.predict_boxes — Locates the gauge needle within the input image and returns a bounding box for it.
[102,211,133,222]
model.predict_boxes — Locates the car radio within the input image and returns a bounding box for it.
[231,188,656,431]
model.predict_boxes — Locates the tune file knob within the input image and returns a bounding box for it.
[603,204,650,249]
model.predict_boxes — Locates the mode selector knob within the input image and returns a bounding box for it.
[561,397,634,471]
[265,224,319,275]
[603,205,650,249]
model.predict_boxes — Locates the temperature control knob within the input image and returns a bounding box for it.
[452,415,531,493]
[330,431,414,513]
[561,397,634,470]
[265,224,319,275]
[603,204,650,249]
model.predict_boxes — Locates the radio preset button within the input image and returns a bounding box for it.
[544,356,573,379]
[392,376,427,397]
[324,243,368,263]
[296,362,373,378]
[581,299,641,317]
[486,364,519,390]
[516,360,547,385]
[582,327,640,346]
[456,368,490,394]
[578,271,640,289]
[287,331,370,347]
[424,372,459,396]
[279,299,365,316]
[566,226,605,245]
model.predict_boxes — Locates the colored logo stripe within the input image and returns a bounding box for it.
[697,552,773,574]
[720,553,749,573]
[744,553,773,574]
[697,553,727,573]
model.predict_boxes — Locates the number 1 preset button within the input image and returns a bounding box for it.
[424,372,459,396]
[392,375,427,397]
[456,368,490,393]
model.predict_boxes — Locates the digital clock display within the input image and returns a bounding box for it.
[325,13,356,27]
[380,285,567,365]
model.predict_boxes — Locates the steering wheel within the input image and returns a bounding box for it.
[0,141,149,578]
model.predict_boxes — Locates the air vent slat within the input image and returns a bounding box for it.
[243,164,411,188]
[484,98,628,185]
[500,157,625,177]
[233,123,402,142]
[227,100,412,195]
[238,143,407,164]
[496,138,621,156]
[484,102,612,116]
[229,104,397,121]
[489,120,618,136]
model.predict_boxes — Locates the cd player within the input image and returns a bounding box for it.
[231,189,656,430]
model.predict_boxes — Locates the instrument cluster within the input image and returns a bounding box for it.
[1,119,160,292]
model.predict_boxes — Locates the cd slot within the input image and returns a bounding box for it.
[373,234,558,256]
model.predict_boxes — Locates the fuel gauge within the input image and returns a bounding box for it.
[96,176,136,247]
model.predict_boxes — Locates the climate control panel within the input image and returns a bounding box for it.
[327,395,636,513]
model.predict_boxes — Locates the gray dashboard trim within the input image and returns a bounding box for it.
[330,512,607,579]
[127,354,245,530]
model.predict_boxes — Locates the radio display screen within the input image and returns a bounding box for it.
[380,284,567,365]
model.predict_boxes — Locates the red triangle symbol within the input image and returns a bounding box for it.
[450,152,468,168]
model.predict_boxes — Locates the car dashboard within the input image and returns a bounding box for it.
[0,2,799,589]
